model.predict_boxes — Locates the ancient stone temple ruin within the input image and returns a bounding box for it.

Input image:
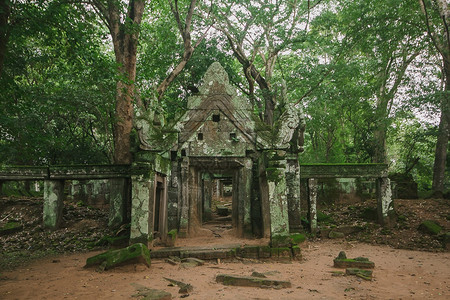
[132,62,306,246]
[2,62,392,248]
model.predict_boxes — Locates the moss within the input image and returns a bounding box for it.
[346,268,373,281]
[0,221,22,235]
[85,243,151,271]
[266,167,282,183]
[418,220,442,235]
[168,229,177,241]
[317,211,334,223]
[290,233,306,244]
[2,221,20,230]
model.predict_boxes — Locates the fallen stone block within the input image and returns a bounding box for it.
[163,277,193,294]
[85,243,151,271]
[328,231,345,239]
[346,268,373,281]
[131,283,171,300]
[333,251,374,269]
[181,257,205,266]
[216,274,292,288]
[251,271,267,278]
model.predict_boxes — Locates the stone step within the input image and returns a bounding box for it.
[150,244,301,260]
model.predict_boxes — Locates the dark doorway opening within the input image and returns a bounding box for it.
[202,173,233,237]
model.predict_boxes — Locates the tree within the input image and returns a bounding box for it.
[418,0,450,197]
[0,0,11,76]
[334,0,425,163]
[0,1,116,165]
[90,0,203,163]
[89,0,145,164]
[207,0,326,125]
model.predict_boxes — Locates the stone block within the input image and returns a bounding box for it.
[328,231,345,239]
[258,246,272,258]
[216,274,292,288]
[85,243,151,271]
[238,246,260,259]
[346,268,373,281]
[291,245,301,259]
[334,256,374,269]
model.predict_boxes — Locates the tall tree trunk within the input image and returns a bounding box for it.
[101,0,144,164]
[373,124,387,163]
[0,0,11,77]
[432,61,450,197]
[373,91,389,164]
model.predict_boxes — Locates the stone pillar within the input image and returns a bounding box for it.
[286,156,301,232]
[167,161,179,231]
[238,158,253,237]
[130,170,155,245]
[178,159,189,237]
[188,166,201,235]
[377,177,394,226]
[108,178,128,229]
[307,178,318,233]
[266,151,290,246]
[43,180,65,230]
[202,173,213,221]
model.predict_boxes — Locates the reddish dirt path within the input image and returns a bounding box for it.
[1,239,449,300]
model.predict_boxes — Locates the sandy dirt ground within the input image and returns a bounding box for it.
[1,239,449,300]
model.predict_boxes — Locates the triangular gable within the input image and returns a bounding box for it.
[179,93,255,145]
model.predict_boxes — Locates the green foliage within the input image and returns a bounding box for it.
[0,0,444,196]
[0,1,115,165]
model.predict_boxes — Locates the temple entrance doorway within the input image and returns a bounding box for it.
[202,173,233,238]
[182,158,256,238]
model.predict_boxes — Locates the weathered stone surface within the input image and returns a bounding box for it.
[85,243,151,271]
[216,274,292,288]
[346,268,373,281]
[334,255,375,269]
[181,257,205,266]
[131,283,172,300]
[130,171,154,244]
[163,277,193,294]
[328,231,345,239]
[108,178,127,229]
[43,180,64,230]
[251,271,267,278]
